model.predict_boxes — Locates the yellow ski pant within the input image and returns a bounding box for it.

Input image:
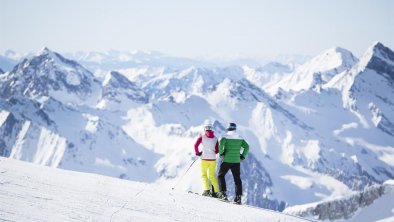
[200,159,219,192]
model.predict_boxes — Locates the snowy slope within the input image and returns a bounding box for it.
[282,89,394,191]
[0,157,311,222]
[0,96,160,182]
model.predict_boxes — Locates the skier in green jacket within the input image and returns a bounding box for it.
[217,122,249,204]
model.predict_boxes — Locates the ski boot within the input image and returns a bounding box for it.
[201,190,211,196]
[234,195,242,205]
[217,191,228,201]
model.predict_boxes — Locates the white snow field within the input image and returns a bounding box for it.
[0,157,312,222]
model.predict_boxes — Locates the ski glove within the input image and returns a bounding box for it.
[219,151,225,159]
[196,151,203,156]
[240,155,245,161]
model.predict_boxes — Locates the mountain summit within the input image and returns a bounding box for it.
[362,42,394,81]
[97,71,148,110]
[0,47,102,106]
[274,46,358,93]
[348,42,394,136]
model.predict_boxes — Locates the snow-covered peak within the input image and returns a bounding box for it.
[296,46,358,81]
[365,42,393,60]
[272,46,358,93]
[38,47,53,56]
[103,71,130,87]
[35,47,88,72]
[326,42,394,91]
[357,42,394,76]
[97,71,148,110]
[37,47,72,65]
[128,65,246,103]
[104,71,146,100]
[0,48,101,106]
[323,42,394,137]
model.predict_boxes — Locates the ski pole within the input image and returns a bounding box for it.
[171,157,198,190]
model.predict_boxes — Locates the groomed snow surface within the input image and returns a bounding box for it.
[0,157,312,222]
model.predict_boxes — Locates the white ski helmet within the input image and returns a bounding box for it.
[203,120,213,131]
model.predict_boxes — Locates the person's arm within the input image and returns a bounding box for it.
[215,140,219,154]
[241,140,249,158]
[194,135,202,155]
[219,137,226,156]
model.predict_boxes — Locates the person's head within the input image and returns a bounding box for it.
[227,122,236,131]
[203,120,213,132]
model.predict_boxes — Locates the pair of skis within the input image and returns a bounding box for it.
[188,191,241,205]
[218,197,242,205]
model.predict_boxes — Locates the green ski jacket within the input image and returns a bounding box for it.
[219,131,249,163]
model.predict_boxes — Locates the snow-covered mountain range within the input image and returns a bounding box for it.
[1,42,393,221]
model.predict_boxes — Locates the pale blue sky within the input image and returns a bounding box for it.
[1,0,393,59]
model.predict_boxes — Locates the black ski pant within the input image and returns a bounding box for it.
[218,162,242,196]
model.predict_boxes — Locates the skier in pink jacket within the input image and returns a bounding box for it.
[194,120,219,197]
